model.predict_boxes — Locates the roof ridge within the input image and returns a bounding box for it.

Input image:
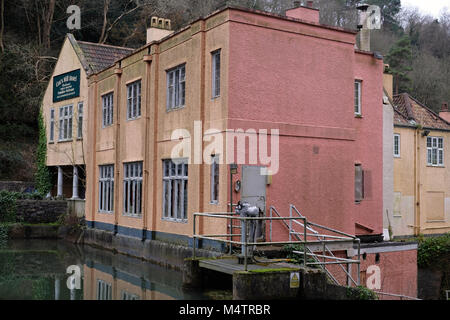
[77,40,134,51]
[401,93,416,121]
[407,93,450,126]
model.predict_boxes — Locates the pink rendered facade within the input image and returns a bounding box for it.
[226,8,384,239]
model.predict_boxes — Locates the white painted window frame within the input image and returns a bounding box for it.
[212,50,221,98]
[77,102,83,139]
[354,80,362,116]
[126,81,141,120]
[166,64,186,111]
[99,164,114,213]
[123,161,143,217]
[49,108,55,143]
[58,104,73,141]
[427,136,444,166]
[102,92,114,127]
[162,159,188,222]
[393,133,400,157]
[96,279,112,300]
[210,155,219,204]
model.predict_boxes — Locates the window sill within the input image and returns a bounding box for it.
[162,217,188,224]
[211,96,220,100]
[48,141,54,144]
[394,155,401,158]
[166,105,186,113]
[210,201,219,205]
[426,220,446,223]
[123,213,142,218]
[77,138,83,141]
[126,116,142,121]
[354,114,363,119]
[58,139,74,143]
[426,165,445,168]
[102,124,113,129]
[393,215,402,218]
[98,211,113,214]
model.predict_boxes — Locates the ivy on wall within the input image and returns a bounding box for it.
[34,110,52,196]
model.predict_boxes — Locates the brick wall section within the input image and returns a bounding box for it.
[16,200,67,223]
[0,181,34,192]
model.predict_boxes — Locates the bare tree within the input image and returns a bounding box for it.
[0,0,4,52]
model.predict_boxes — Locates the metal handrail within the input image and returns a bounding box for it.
[289,204,360,286]
[194,211,308,271]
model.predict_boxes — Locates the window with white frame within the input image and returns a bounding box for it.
[77,102,83,139]
[123,162,143,216]
[59,105,73,141]
[163,159,188,222]
[99,165,114,213]
[427,137,444,166]
[121,291,140,300]
[394,134,400,157]
[49,108,55,142]
[212,50,221,98]
[166,64,185,111]
[354,80,362,116]
[210,155,219,203]
[102,92,114,127]
[127,80,141,120]
[96,280,112,300]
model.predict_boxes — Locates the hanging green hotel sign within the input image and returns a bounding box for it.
[53,69,80,102]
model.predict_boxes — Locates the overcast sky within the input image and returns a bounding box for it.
[401,0,449,18]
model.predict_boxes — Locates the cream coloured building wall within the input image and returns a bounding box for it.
[86,10,230,240]
[42,36,87,167]
[393,126,450,236]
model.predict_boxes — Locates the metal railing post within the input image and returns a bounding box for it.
[357,239,361,286]
[269,207,272,242]
[244,217,248,271]
[303,217,307,268]
[193,213,196,259]
[289,205,292,242]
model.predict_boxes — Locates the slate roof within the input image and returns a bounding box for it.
[392,93,450,131]
[67,34,134,75]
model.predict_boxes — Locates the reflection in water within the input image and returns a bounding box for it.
[0,239,230,300]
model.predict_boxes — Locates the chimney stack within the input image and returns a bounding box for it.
[439,102,450,123]
[147,16,173,44]
[286,1,320,24]
[357,4,371,51]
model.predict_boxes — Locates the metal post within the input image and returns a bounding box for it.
[289,206,292,242]
[269,207,272,242]
[229,167,233,254]
[356,239,361,285]
[303,218,307,268]
[244,219,248,271]
[193,214,196,259]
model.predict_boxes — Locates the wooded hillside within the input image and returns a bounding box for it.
[0,0,448,180]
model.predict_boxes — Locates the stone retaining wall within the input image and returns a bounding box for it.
[16,200,67,223]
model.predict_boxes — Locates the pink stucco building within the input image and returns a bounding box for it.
[81,3,417,298]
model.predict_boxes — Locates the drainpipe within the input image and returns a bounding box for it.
[114,64,123,233]
[142,50,153,240]
[414,129,421,236]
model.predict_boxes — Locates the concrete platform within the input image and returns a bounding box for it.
[198,257,300,275]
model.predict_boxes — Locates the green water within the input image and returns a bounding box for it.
[0,239,232,300]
